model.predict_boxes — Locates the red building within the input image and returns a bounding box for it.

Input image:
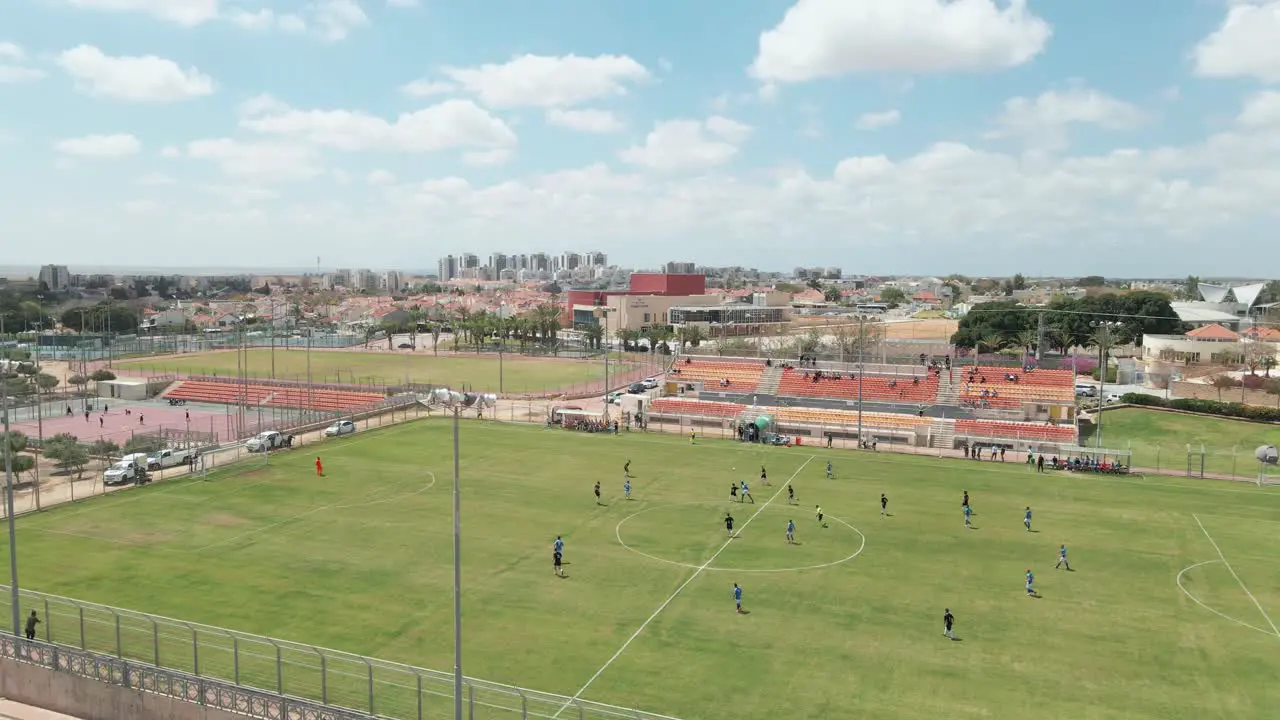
[565,273,707,327]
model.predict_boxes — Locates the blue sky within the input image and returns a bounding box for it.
[2,0,1280,277]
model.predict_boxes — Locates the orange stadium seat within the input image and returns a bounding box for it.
[668,359,765,391]
[647,398,747,418]
[166,381,273,406]
[955,419,1077,443]
[777,369,938,404]
[956,366,1075,406]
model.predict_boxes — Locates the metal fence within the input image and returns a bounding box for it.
[1,398,430,518]
[0,587,682,720]
[107,353,668,400]
[637,412,1280,484]
[0,634,369,720]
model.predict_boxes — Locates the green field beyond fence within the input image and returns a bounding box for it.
[1083,408,1280,481]
[2,420,1278,719]
[117,349,658,396]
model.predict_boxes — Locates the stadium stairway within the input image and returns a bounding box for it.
[936,370,960,405]
[757,365,783,395]
[929,418,955,449]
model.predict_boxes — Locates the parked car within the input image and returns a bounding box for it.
[324,420,357,437]
[641,377,661,390]
[245,431,287,452]
[103,460,141,486]
[1074,384,1097,397]
[1105,392,1123,403]
[146,448,194,471]
[628,382,646,394]
[605,391,625,405]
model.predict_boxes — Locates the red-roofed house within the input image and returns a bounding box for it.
[1185,323,1240,341]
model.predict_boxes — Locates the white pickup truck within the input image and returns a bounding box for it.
[146,448,194,471]
[103,460,142,486]
[246,430,288,453]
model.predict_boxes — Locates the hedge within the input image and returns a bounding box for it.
[1118,393,1280,422]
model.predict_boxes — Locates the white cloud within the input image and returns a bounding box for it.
[204,185,280,204]
[123,199,161,214]
[546,108,625,133]
[226,8,275,30]
[66,0,220,27]
[0,42,44,84]
[160,145,181,158]
[751,0,1051,83]
[240,98,518,153]
[55,133,142,158]
[57,45,215,102]
[400,80,455,98]
[136,171,176,185]
[855,109,901,130]
[0,42,26,61]
[312,0,369,41]
[989,85,1147,150]
[1193,1,1280,83]
[387,0,419,7]
[0,66,45,84]
[186,139,324,182]
[620,117,751,173]
[833,154,894,183]
[463,148,513,167]
[366,169,396,186]
[1239,90,1280,127]
[437,54,650,108]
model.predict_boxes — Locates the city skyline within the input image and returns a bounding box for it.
[3,1,1280,275]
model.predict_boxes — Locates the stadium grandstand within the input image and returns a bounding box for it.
[650,354,1079,451]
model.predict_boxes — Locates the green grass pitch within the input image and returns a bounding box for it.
[118,348,641,394]
[3,421,1279,719]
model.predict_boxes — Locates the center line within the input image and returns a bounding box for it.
[552,455,816,717]
[1193,513,1280,638]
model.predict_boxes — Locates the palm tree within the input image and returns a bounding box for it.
[648,327,675,355]
[1262,356,1277,378]
[583,322,604,350]
[976,333,1003,362]
[1014,329,1038,356]
[616,328,640,352]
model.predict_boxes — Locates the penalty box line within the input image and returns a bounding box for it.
[1193,514,1280,639]
[551,455,817,718]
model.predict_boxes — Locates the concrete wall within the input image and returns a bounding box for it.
[1172,381,1280,408]
[0,657,244,720]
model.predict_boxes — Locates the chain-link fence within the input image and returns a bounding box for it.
[0,587,682,720]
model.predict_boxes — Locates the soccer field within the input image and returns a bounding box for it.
[3,421,1279,719]
[118,348,645,394]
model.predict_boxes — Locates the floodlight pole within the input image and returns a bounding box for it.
[451,404,464,720]
[1090,321,1121,453]
[1,315,20,637]
[856,314,864,447]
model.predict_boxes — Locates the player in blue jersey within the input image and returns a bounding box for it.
[733,583,744,614]
[826,461,834,479]
[740,481,754,504]
[785,519,795,544]
[553,536,565,577]
[624,479,632,500]
[964,504,973,528]
[1025,569,1036,596]
[1024,506,1032,532]
[1055,544,1070,570]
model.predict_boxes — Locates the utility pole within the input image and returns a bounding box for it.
[1,314,21,638]
[856,314,865,447]
[1035,310,1045,362]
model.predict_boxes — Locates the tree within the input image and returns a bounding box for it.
[60,303,139,334]
[616,328,640,352]
[1076,276,1106,287]
[88,439,120,459]
[1013,329,1038,356]
[34,372,59,392]
[806,278,823,291]
[583,322,604,350]
[1,430,28,457]
[1209,374,1236,401]
[1262,356,1277,378]
[1180,275,1201,301]
[879,287,907,307]
[44,433,90,478]
[977,333,1004,357]
[122,436,164,455]
[822,286,842,303]
[68,374,89,393]
[951,301,1033,349]
[676,325,705,349]
[256,283,272,295]
[89,369,116,382]
[1244,342,1271,376]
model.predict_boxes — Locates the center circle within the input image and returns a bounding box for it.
[615,501,866,573]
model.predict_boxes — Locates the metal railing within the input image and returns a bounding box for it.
[0,587,682,720]
[0,635,366,720]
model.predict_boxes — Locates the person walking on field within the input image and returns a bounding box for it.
[315,457,324,477]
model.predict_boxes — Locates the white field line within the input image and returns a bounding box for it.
[1193,514,1280,638]
[550,455,816,718]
